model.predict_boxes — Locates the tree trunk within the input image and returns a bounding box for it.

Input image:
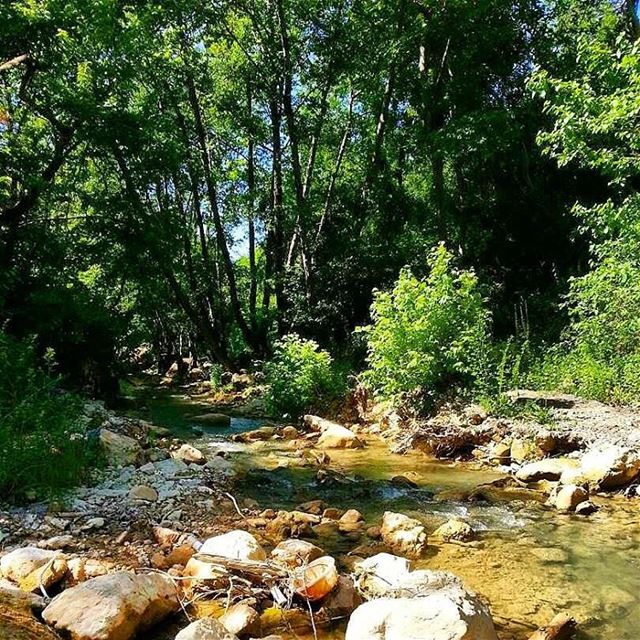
[247,82,259,335]
[185,72,258,352]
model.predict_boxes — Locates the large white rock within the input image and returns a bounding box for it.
[381,511,428,558]
[515,458,579,483]
[42,571,179,640]
[172,444,207,465]
[561,446,640,490]
[175,617,238,640]
[546,484,588,513]
[346,571,497,640]
[99,429,141,467]
[305,415,364,449]
[199,530,266,561]
[353,553,411,598]
[318,424,364,449]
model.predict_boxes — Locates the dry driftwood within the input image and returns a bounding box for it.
[528,613,577,640]
[193,554,288,585]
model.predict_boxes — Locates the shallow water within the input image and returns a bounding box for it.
[140,393,640,639]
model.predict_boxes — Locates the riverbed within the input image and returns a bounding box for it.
[140,392,640,640]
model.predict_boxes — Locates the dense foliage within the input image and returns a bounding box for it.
[1,0,640,415]
[0,332,95,499]
[360,245,490,402]
[265,334,341,416]
[526,1,640,401]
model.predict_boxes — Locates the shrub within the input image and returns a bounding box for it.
[359,244,491,404]
[265,334,341,416]
[0,332,96,500]
[209,363,225,390]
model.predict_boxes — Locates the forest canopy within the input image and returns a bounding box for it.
[1,0,639,407]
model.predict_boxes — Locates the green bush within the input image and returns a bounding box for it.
[358,244,491,404]
[209,363,225,390]
[265,334,341,416]
[0,332,96,500]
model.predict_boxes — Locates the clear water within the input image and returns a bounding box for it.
[138,394,640,640]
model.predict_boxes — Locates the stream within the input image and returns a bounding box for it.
[139,393,640,640]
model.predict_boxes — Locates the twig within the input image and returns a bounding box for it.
[224,491,246,520]
[37,557,54,599]
[305,596,318,640]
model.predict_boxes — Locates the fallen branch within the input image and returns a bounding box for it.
[193,554,288,585]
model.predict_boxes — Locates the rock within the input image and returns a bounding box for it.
[0,581,60,640]
[282,426,299,440]
[144,447,170,463]
[0,547,67,593]
[432,518,475,542]
[366,525,382,539]
[292,556,339,601]
[158,544,195,569]
[220,602,260,636]
[575,500,598,516]
[0,578,46,611]
[205,456,234,474]
[318,575,362,619]
[317,423,365,450]
[183,557,224,582]
[128,484,159,502]
[546,484,588,513]
[200,530,266,561]
[192,413,231,427]
[345,573,498,640]
[271,539,324,568]
[66,558,114,585]
[148,424,171,438]
[99,429,141,467]
[491,441,511,464]
[380,511,427,558]
[390,475,419,489]
[465,404,488,425]
[340,509,364,524]
[153,526,182,547]
[82,517,106,531]
[154,457,191,477]
[506,389,578,409]
[175,617,238,640]
[37,535,74,550]
[353,553,411,598]
[296,499,327,515]
[42,571,179,640]
[535,430,559,455]
[516,459,580,483]
[172,444,207,465]
[561,446,640,490]
[323,508,342,520]
[528,612,577,640]
[511,438,538,463]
